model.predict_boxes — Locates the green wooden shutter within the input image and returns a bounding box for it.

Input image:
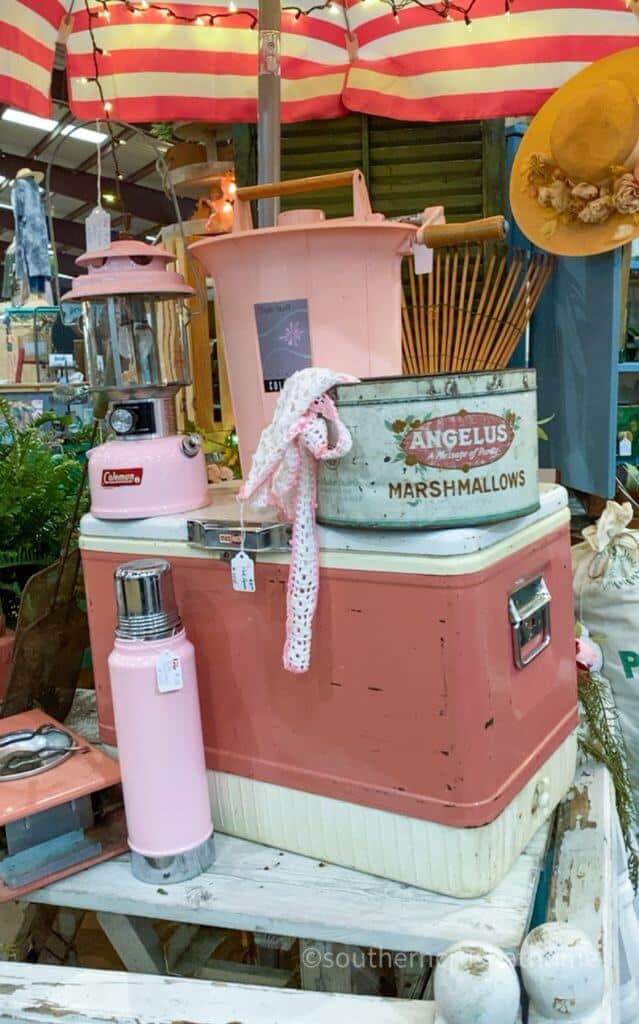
[280,115,503,222]
[368,117,483,221]
[280,114,364,218]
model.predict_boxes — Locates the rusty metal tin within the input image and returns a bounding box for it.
[317,369,539,529]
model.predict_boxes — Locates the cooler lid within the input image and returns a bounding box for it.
[80,481,567,557]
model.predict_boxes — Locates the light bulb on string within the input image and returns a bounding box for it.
[229,0,238,12]
[104,100,113,112]
[196,15,205,23]
[228,181,237,196]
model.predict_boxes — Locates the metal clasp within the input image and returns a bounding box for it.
[508,576,551,669]
[187,519,291,553]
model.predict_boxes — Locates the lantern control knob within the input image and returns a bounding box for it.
[182,434,203,458]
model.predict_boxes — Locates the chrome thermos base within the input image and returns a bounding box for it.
[130,834,215,884]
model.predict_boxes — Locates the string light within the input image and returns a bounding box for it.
[88,0,258,29]
[84,0,515,54]
[103,100,113,111]
[280,0,512,27]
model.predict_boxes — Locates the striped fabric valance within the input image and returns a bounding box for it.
[1,0,638,124]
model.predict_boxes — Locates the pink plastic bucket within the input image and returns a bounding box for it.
[190,171,416,467]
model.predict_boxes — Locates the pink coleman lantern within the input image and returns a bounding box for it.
[63,241,209,519]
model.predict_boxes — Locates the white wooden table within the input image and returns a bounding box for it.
[1,763,632,1023]
[23,819,550,958]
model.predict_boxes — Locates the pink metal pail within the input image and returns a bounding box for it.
[190,170,416,467]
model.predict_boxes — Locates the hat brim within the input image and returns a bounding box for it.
[16,169,45,185]
[510,47,639,257]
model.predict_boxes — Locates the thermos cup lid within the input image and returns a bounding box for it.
[114,558,182,641]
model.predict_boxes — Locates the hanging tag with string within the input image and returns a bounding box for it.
[85,123,111,252]
[230,503,256,592]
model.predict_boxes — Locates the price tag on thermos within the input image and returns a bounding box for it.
[231,551,256,592]
[156,651,184,693]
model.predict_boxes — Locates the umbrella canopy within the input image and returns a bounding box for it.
[2,0,639,124]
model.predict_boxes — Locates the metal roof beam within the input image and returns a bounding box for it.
[0,151,191,226]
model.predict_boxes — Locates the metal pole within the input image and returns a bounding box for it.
[257,0,281,227]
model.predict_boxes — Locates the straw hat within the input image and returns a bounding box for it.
[510,48,639,257]
[15,167,44,185]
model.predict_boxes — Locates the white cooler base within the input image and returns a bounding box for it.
[206,732,577,898]
[106,733,575,897]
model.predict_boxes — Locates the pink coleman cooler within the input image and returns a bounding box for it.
[80,481,578,898]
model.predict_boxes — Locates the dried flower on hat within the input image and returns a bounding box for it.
[614,173,639,215]
[579,194,615,224]
[565,196,588,219]
[538,179,570,213]
[572,183,599,201]
[523,153,555,189]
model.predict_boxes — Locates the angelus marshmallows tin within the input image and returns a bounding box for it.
[317,369,539,529]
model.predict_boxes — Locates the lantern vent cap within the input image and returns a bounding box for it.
[62,240,195,301]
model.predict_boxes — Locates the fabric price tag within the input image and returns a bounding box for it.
[231,551,256,592]
[156,650,184,694]
[85,206,111,252]
[413,240,433,275]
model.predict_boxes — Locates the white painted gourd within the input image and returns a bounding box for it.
[520,922,604,1020]
[434,941,520,1024]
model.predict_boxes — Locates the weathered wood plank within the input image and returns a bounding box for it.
[0,961,435,1023]
[24,821,550,956]
[526,763,618,1024]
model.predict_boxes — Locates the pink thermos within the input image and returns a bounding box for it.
[108,558,214,884]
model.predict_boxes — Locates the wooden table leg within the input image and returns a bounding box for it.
[96,912,164,974]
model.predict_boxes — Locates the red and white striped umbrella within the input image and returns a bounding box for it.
[2,0,638,124]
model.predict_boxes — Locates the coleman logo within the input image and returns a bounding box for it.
[400,412,515,470]
[102,468,143,487]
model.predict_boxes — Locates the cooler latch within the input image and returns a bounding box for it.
[187,519,291,554]
[508,577,551,669]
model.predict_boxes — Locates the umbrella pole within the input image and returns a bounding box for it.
[257,0,282,227]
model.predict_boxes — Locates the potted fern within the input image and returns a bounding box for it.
[0,398,90,627]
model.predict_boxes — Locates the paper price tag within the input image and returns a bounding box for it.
[156,650,184,694]
[413,240,433,275]
[620,435,633,457]
[231,551,256,592]
[85,206,111,252]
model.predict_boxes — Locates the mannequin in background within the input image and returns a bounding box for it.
[11,168,51,303]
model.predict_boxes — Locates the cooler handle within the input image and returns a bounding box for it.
[508,576,551,669]
[233,170,372,232]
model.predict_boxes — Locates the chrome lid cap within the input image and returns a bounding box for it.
[114,558,182,641]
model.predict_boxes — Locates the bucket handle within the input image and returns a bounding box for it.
[233,170,372,232]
